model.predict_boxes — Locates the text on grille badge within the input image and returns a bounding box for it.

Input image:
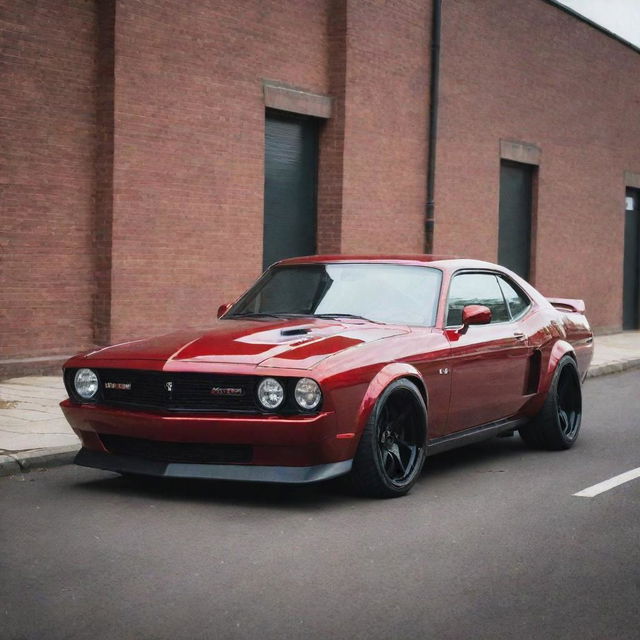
[104,382,131,390]
[210,386,244,396]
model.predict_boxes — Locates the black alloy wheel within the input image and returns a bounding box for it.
[556,365,581,440]
[350,378,427,498]
[519,355,582,450]
[377,392,422,483]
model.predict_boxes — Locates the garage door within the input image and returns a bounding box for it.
[263,109,318,270]
[498,160,534,281]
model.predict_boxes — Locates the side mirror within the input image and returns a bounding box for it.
[462,304,491,326]
[217,303,233,319]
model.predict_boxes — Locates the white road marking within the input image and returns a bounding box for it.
[574,467,640,497]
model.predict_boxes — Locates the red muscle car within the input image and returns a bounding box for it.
[61,256,593,498]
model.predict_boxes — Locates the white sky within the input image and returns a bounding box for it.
[555,0,640,47]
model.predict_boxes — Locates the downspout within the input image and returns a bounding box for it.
[425,0,442,254]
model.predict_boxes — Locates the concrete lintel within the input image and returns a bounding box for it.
[500,139,541,166]
[624,171,640,189]
[263,81,332,119]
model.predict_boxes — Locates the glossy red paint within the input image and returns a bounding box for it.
[461,304,492,326]
[217,302,233,318]
[61,256,593,480]
[60,400,344,466]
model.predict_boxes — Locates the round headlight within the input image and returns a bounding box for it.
[74,368,99,400]
[294,378,321,410]
[257,377,284,410]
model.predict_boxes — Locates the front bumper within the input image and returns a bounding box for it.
[61,399,359,469]
[75,448,353,484]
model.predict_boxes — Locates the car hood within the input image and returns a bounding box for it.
[82,318,410,370]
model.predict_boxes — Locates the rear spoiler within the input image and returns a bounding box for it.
[547,297,586,314]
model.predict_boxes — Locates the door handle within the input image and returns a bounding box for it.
[513,332,527,341]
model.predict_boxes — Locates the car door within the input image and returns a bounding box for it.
[444,271,532,433]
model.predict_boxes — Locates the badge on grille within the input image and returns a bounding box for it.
[165,382,173,392]
[104,382,131,390]
[210,386,244,396]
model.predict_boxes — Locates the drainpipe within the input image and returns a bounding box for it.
[425,0,442,254]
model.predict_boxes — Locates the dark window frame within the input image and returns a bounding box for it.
[444,269,532,328]
[496,274,532,322]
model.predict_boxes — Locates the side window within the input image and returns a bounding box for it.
[446,273,510,325]
[497,276,530,319]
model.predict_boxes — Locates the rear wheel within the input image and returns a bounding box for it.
[519,355,582,450]
[350,379,427,498]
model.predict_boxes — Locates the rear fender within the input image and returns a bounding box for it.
[356,363,428,435]
[540,340,576,394]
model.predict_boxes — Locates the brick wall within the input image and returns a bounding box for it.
[109,0,331,342]
[0,0,97,367]
[107,0,432,343]
[3,0,640,376]
[435,0,640,330]
[339,0,430,255]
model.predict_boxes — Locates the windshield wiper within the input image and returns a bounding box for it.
[229,312,284,319]
[312,313,379,323]
[230,311,381,323]
[230,312,314,319]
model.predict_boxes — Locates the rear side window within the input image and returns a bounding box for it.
[446,273,510,325]
[497,276,530,319]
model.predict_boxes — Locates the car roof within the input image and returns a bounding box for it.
[273,254,503,271]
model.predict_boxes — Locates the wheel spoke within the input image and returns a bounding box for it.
[558,408,569,434]
[381,449,394,475]
[388,443,406,476]
[396,436,414,454]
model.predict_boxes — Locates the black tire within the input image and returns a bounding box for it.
[519,355,582,450]
[349,378,427,498]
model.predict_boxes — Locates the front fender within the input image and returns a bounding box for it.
[540,339,575,394]
[355,363,427,435]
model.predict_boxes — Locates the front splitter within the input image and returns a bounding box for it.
[75,448,353,484]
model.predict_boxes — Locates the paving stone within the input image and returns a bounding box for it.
[0,401,63,414]
[0,386,66,401]
[0,417,74,435]
[0,431,79,451]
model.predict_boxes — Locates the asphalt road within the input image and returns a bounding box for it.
[1,370,639,640]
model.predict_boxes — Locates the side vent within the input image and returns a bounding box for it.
[525,349,542,395]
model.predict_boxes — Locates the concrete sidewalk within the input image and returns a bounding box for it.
[586,331,640,377]
[0,376,79,476]
[2,331,640,476]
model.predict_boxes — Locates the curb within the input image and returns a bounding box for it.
[0,445,80,478]
[586,357,640,379]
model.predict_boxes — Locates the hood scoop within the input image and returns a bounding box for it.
[280,327,311,337]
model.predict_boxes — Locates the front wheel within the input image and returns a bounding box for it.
[519,355,582,450]
[349,379,427,498]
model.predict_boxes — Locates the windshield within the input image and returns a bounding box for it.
[228,263,442,326]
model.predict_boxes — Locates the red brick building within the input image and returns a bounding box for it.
[2,0,640,376]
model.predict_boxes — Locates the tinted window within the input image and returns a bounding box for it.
[446,273,510,325]
[498,276,530,319]
[229,264,442,326]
